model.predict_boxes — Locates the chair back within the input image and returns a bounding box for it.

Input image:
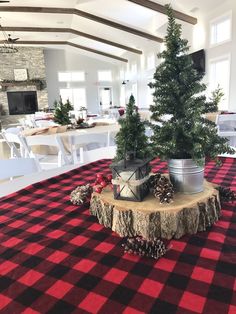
[1,130,30,158]
[25,134,70,166]
[69,132,109,164]
[4,127,23,134]
[216,114,236,130]
[0,158,40,180]
[35,120,57,128]
[108,130,118,146]
[82,146,116,164]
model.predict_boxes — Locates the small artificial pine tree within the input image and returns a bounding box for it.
[53,97,73,125]
[115,94,150,161]
[149,4,233,162]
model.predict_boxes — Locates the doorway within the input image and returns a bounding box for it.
[98,87,113,110]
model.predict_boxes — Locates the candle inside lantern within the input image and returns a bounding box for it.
[119,171,137,198]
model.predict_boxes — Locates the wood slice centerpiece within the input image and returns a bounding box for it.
[89,180,221,239]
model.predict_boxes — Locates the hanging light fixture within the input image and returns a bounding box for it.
[0,22,18,53]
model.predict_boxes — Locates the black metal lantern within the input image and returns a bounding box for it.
[110,159,150,202]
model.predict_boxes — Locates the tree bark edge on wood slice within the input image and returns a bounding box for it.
[89,181,221,240]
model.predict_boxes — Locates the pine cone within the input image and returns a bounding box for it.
[151,175,174,204]
[122,236,167,260]
[70,184,93,205]
[149,173,161,192]
[217,186,236,202]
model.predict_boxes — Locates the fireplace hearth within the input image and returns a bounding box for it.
[7,91,38,115]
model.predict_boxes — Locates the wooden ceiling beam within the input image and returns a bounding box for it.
[0,6,163,42]
[2,26,142,54]
[5,40,128,63]
[127,0,197,25]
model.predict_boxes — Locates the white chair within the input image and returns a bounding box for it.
[82,146,116,164]
[0,158,40,180]
[25,134,71,169]
[35,120,57,128]
[4,127,23,134]
[216,114,236,146]
[69,132,109,164]
[1,130,29,158]
[108,130,118,146]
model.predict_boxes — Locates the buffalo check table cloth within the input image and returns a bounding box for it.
[0,158,235,314]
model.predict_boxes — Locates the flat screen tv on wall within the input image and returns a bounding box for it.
[189,49,205,74]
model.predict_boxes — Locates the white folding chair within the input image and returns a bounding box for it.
[3,127,23,134]
[1,130,29,158]
[0,158,41,180]
[35,120,58,128]
[108,130,118,146]
[69,132,109,164]
[216,114,236,146]
[82,146,116,165]
[25,134,71,169]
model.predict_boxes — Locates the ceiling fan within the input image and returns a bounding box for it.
[7,34,19,43]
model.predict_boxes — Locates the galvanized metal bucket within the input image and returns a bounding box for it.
[168,158,205,194]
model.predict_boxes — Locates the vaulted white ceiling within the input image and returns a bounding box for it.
[0,0,226,63]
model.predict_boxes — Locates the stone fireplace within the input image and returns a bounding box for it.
[0,47,48,126]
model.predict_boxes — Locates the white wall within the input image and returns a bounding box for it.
[119,42,160,108]
[44,0,236,113]
[44,48,120,113]
[197,0,236,112]
[118,0,236,112]
[118,25,195,109]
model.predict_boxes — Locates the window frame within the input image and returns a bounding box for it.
[208,54,231,110]
[58,71,85,82]
[209,11,232,47]
[146,53,156,71]
[59,87,87,109]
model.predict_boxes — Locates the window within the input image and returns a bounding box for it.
[98,71,112,82]
[99,87,112,109]
[210,13,231,45]
[120,85,126,106]
[147,80,154,107]
[131,63,137,76]
[60,88,87,109]
[120,69,125,80]
[209,55,230,110]
[58,71,85,82]
[131,83,138,104]
[147,53,155,70]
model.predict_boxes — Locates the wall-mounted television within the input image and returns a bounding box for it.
[189,49,205,74]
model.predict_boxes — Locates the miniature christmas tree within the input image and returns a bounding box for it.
[115,94,150,161]
[53,97,73,125]
[149,4,233,162]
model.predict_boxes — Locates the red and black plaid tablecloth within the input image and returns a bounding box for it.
[0,158,235,314]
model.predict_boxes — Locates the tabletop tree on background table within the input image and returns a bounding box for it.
[149,4,233,194]
[53,97,73,126]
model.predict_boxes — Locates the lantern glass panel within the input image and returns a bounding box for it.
[110,159,150,202]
